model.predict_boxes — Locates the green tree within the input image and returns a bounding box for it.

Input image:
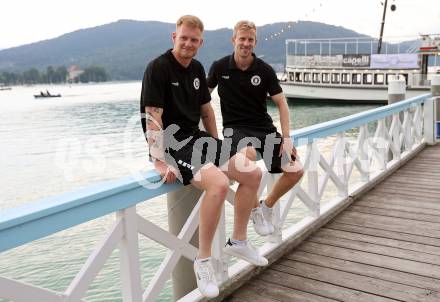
[54,66,68,83]
[79,66,109,83]
[22,68,40,84]
[46,66,55,83]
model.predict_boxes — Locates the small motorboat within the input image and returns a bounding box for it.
[34,94,62,98]
[34,91,61,98]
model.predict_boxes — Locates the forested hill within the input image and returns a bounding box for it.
[0,20,368,80]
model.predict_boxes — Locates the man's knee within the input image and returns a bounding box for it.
[285,167,304,183]
[206,174,229,200]
[245,147,257,161]
[245,167,262,188]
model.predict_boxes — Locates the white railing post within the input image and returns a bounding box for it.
[335,132,348,197]
[211,206,228,283]
[118,207,143,302]
[307,141,319,214]
[268,174,282,244]
[432,75,440,143]
[424,97,436,145]
[376,119,388,170]
[167,186,202,300]
[359,125,370,182]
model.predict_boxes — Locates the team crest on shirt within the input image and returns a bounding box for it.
[251,75,261,86]
[193,78,200,90]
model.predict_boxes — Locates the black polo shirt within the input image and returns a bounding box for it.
[140,49,211,140]
[207,53,282,131]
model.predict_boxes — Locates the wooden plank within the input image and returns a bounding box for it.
[347,205,440,224]
[383,176,440,185]
[378,180,440,192]
[298,241,440,279]
[372,186,440,199]
[335,211,440,237]
[401,162,440,168]
[370,190,440,201]
[325,221,440,248]
[394,169,440,178]
[362,190,440,206]
[225,283,279,302]
[385,171,440,181]
[376,180,440,192]
[272,261,440,302]
[258,268,398,302]
[231,279,339,302]
[317,228,440,255]
[309,234,440,265]
[287,250,440,291]
[354,200,440,216]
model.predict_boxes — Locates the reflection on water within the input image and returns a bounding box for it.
[0,82,379,301]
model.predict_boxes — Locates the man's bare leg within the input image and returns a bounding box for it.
[264,161,304,208]
[191,164,230,259]
[222,152,262,241]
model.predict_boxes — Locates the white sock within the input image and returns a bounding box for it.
[195,256,211,263]
[260,199,271,209]
[230,238,247,246]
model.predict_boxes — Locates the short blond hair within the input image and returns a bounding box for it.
[233,20,257,38]
[176,15,204,32]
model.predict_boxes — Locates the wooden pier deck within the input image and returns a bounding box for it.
[226,144,440,302]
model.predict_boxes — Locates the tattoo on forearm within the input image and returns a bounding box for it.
[146,106,162,114]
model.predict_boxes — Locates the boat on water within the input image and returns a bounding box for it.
[280,35,440,103]
[34,91,61,99]
[34,94,61,98]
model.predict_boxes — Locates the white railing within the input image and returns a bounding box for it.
[0,93,436,302]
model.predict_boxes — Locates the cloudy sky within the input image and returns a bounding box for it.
[1,0,439,49]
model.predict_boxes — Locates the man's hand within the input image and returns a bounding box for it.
[154,159,178,184]
[280,136,298,159]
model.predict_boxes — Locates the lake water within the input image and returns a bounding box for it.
[0,82,378,301]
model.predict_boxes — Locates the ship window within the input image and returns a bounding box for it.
[289,72,295,81]
[352,73,361,84]
[399,73,408,85]
[363,73,373,84]
[322,73,330,83]
[304,72,311,82]
[374,73,384,85]
[312,73,321,83]
[341,73,350,84]
[386,73,397,85]
[295,72,302,82]
[331,73,340,84]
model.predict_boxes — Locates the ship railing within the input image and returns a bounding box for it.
[285,36,420,56]
[0,93,436,302]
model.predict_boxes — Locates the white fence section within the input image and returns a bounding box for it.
[0,93,436,302]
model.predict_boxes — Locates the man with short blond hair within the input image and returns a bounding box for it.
[176,14,204,31]
[233,20,256,36]
[140,15,267,299]
[208,20,304,238]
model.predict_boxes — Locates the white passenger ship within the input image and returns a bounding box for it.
[280,35,440,103]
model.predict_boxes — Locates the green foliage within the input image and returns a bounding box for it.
[79,65,109,83]
[0,65,109,85]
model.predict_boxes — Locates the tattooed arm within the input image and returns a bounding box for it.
[146,106,177,183]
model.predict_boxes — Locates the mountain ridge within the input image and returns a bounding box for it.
[0,19,371,80]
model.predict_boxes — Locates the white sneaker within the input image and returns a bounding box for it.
[251,206,274,236]
[193,257,219,298]
[224,239,268,266]
[260,200,274,228]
